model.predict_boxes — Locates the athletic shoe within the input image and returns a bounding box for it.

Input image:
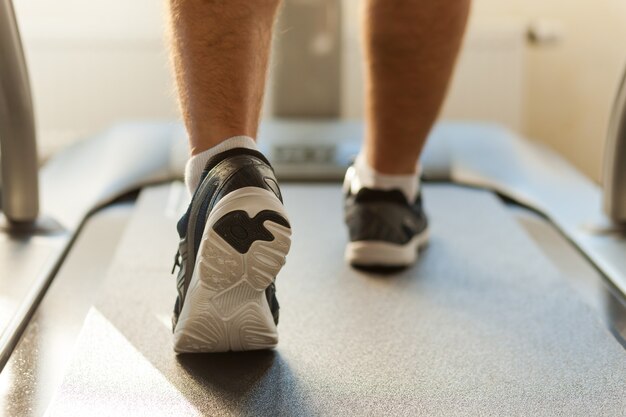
[171,148,291,353]
[343,167,429,268]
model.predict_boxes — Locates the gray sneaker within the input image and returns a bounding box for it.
[171,148,291,353]
[344,169,428,268]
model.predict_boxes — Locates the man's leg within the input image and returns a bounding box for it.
[168,0,281,192]
[344,0,469,267]
[168,0,279,156]
[167,0,292,353]
[362,0,470,175]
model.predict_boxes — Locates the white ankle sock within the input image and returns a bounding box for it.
[184,135,258,194]
[345,154,420,202]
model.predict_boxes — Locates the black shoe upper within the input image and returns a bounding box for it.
[171,147,284,330]
[345,185,428,245]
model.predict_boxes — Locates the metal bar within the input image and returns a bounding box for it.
[603,67,626,223]
[0,0,39,222]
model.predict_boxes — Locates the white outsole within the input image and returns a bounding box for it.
[173,187,291,353]
[345,228,430,267]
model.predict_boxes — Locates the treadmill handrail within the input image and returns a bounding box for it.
[0,0,39,222]
[603,66,626,223]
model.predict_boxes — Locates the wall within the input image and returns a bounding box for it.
[13,0,626,183]
[13,0,177,157]
[473,0,626,182]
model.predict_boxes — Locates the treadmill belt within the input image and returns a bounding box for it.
[47,183,626,416]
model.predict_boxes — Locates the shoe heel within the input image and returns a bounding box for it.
[173,187,291,353]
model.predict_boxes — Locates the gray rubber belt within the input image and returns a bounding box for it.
[48,184,626,416]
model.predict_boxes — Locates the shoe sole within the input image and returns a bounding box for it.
[345,228,429,268]
[173,187,291,353]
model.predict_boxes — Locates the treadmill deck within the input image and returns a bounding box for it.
[43,183,626,416]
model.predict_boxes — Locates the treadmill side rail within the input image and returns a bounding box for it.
[603,66,626,223]
[0,122,182,372]
[0,0,39,222]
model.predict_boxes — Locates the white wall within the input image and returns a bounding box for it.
[14,0,626,182]
[14,0,178,156]
[473,0,626,182]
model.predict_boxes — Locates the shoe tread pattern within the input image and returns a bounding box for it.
[173,213,291,353]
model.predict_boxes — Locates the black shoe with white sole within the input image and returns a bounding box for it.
[171,148,291,353]
[344,178,428,268]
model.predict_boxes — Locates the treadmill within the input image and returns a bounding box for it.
[1,1,625,415]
